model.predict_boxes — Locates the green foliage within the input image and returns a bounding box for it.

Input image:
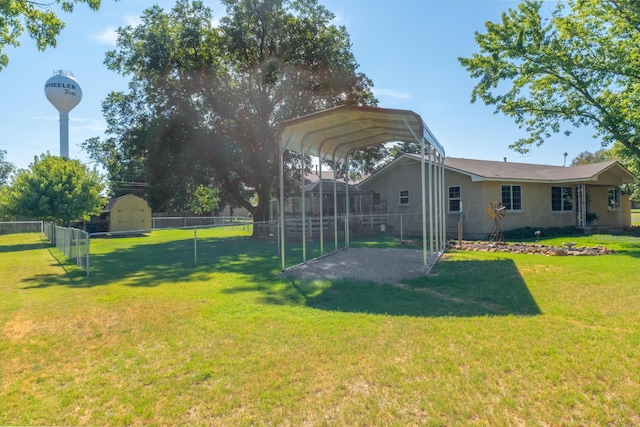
[501,225,584,240]
[570,145,640,201]
[186,184,220,215]
[459,0,640,161]
[0,185,8,219]
[610,142,640,201]
[85,0,379,224]
[571,149,612,166]
[586,211,599,223]
[0,0,103,71]
[0,149,15,186]
[3,154,105,225]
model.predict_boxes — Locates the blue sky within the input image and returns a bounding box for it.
[0,0,601,172]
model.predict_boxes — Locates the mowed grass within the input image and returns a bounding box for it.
[2,230,640,426]
[632,208,640,225]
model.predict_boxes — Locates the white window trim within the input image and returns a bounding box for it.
[608,187,621,211]
[501,184,523,211]
[448,185,461,213]
[551,186,573,212]
[399,189,410,206]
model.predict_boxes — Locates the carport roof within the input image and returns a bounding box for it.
[279,105,444,163]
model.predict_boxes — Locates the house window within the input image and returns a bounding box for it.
[608,188,621,210]
[448,186,461,212]
[399,190,409,205]
[373,192,381,205]
[501,185,522,211]
[551,186,573,211]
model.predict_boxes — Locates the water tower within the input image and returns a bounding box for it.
[44,70,83,158]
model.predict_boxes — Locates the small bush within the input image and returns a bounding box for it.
[501,226,584,240]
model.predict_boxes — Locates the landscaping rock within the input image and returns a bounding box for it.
[444,240,614,256]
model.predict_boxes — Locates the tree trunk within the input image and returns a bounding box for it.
[251,191,270,238]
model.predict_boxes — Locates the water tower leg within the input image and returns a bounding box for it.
[59,112,69,158]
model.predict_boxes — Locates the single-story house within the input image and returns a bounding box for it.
[360,154,638,239]
[283,179,373,217]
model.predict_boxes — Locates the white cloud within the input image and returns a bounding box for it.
[93,15,142,45]
[124,14,142,27]
[373,88,411,100]
[71,117,107,132]
[93,26,118,45]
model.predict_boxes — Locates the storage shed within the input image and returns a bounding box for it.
[100,194,151,232]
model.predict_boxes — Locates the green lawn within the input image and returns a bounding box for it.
[632,208,640,225]
[2,230,640,426]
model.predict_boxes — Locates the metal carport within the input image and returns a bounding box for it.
[278,105,446,274]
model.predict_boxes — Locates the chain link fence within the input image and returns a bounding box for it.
[43,222,90,273]
[88,222,261,278]
[0,221,43,235]
[151,216,249,229]
[36,214,441,278]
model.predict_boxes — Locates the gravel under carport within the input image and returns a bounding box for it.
[279,248,428,284]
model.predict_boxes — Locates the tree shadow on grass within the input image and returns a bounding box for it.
[20,234,540,318]
[0,241,50,254]
[22,235,285,289]
[224,257,542,318]
[607,240,640,259]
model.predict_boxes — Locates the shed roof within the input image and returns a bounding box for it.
[101,194,148,213]
[279,105,444,162]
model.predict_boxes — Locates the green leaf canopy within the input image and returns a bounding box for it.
[459,0,640,161]
[88,0,380,224]
[4,154,104,225]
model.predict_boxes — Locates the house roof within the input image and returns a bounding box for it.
[362,154,638,185]
[303,180,369,194]
[442,156,639,184]
[279,105,444,163]
[304,170,369,185]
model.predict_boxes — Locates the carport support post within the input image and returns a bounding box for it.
[333,158,338,251]
[420,136,428,273]
[319,157,324,255]
[301,148,307,263]
[403,117,429,273]
[345,152,350,248]
[279,144,286,271]
[440,154,446,250]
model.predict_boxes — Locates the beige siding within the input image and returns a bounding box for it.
[358,157,636,238]
[366,162,423,235]
[622,194,632,227]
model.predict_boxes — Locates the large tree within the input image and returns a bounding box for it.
[571,146,640,201]
[0,0,105,70]
[86,0,380,227]
[3,154,104,225]
[0,149,15,186]
[459,0,640,161]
